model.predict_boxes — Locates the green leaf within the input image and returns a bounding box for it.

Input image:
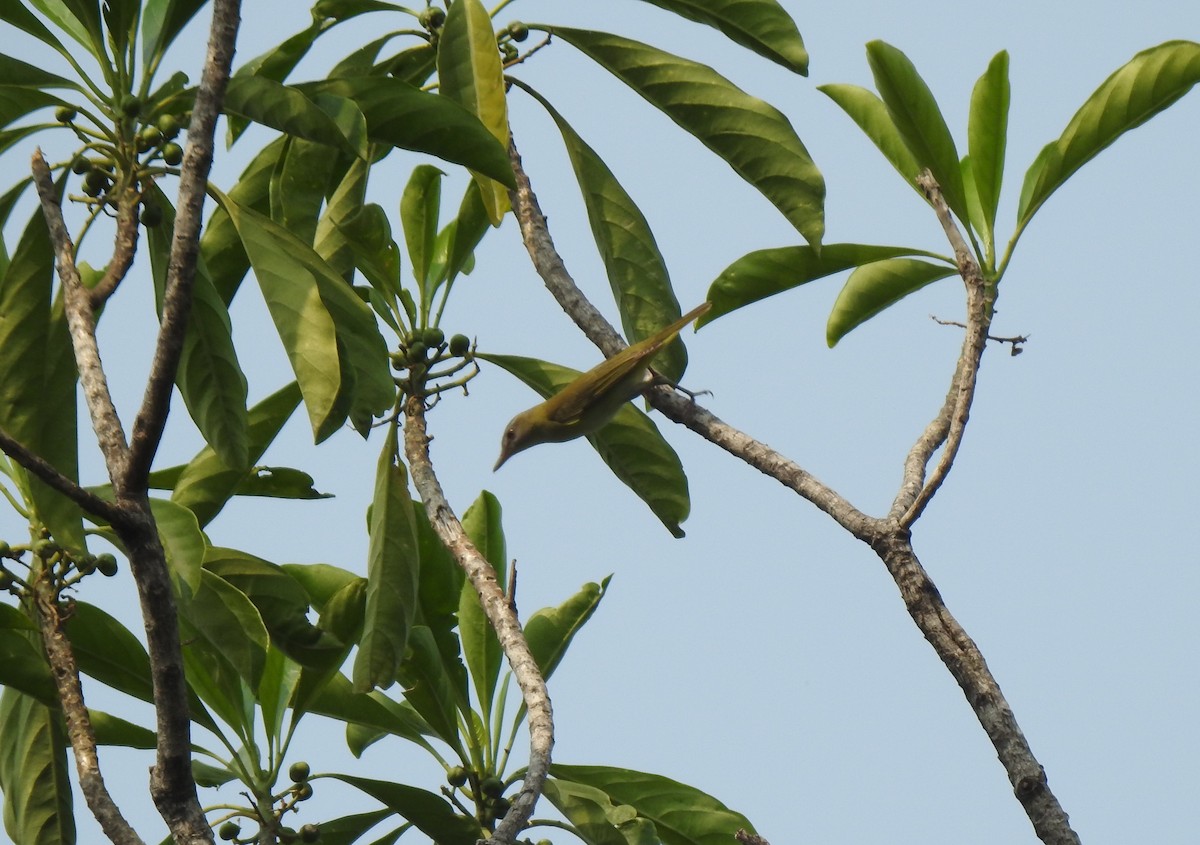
[481,354,690,537]
[353,425,420,693]
[146,185,249,469]
[1018,40,1200,228]
[515,79,687,383]
[329,776,482,845]
[224,76,368,158]
[0,689,73,845]
[27,0,96,54]
[702,243,945,326]
[394,625,469,754]
[257,646,302,743]
[0,87,64,131]
[101,0,137,55]
[401,164,444,299]
[441,181,490,287]
[458,491,505,715]
[0,628,56,704]
[0,183,85,553]
[541,778,639,845]
[166,381,303,527]
[0,53,78,90]
[222,196,393,442]
[90,709,159,749]
[149,497,205,601]
[967,51,1009,257]
[818,83,921,191]
[525,577,610,681]
[271,136,344,247]
[0,0,72,58]
[302,77,515,188]
[65,602,217,732]
[866,41,969,223]
[301,672,431,747]
[141,0,208,70]
[438,0,510,223]
[545,26,823,248]
[549,765,756,845]
[636,0,807,74]
[826,257,957,346]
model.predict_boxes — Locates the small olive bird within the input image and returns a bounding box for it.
[494,302,712,470]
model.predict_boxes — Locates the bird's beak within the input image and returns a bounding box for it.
[493,452,509,472]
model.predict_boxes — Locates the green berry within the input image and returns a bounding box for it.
[71,156,90,175]
[162,142,184,166]
[289,760,311,782]
[294,782,313,801]
[448,334,470,356]
[423,327,445,347]
[137,125,162,152]
[120,96,142,118]
[0,571,14,591]
[508,21,530,42]
[0,540,10,557]
[299,824,320,843]
[218,821,240,841]
[82,169,109,196]
[157,113,182,138]
[419,6,445,29]
[406,341,427,363]
[490,796,511,816]
[140,203,163,227]
[446,765,468,787]
[480,776,504,798]
[96,553,119,577]
[77,555,97,575]
[55,105,77,123]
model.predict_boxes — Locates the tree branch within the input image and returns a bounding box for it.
[126,0,240,486]
[891,171,992,527]
[403,397,553,845]
[32,577,146,845]
[0,425,124,525]
[506,139,878,540]
[872,533,1080,845]
[88,188,141,309]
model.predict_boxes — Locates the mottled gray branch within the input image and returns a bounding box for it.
[403,399,553,845]
[0,425,124,524]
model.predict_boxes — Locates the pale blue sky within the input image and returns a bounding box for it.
[2,2,1198,843]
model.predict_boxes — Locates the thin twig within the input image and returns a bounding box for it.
[0,425,124,524]
[403,399,553,845]
[32,577,146,845]
[892,171,992,527]
[127,0,239,486]
[931,316,1027,355]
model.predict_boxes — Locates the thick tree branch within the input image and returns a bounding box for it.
[506,147,1080,844]
[0,425,124,525]
[88,189,141,309]
[126,0,240,486]
[32,577,145,845]
[872,533,1080,845]
[890,171,992,527]
[403,398,553,845]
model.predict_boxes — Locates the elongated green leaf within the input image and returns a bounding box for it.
[0,689,73,845]
[257,647,302,742]
[525,577,610,681]
[166,381,303,527]
[542,778,639,845]
[141,0,208,70]
[27,0,95,53]
[206,547,345,669]
[149,497,205,601]
[304,809,392,845]
[481,354,690,537]
[702,243,945,326]
[225,76,367,158]
[302,671,432,746]
[866,41,969,223]
[395,625,468,754]
[1018,40,1200,227]
[303,77,515,187]
[146,185,249,469]
[65,602,217,732]
[438,0,510,223]
[826,257,956,346]
[0,86,61,131]
[272,136,343,246]
[314,156,372,280]
[0,629,56,704]
[818,83,921,190]
[0,188,88,552]
[354,425,420,693]
[401,164,443,298]
[458,491,505,715]
[330,776,481,845]
[90,710,158,749]
[967,51,1009,256]
[0,0,71,57]
[549,765,756,845]
[442,180,490,286]
[222,196,392,441]
[177,570,268,728]
[515,79,687,383]
[637,0,807,73]
[0,53,77,90]
[545,26,823,248]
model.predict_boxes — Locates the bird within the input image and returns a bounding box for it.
[494,302,711,470]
